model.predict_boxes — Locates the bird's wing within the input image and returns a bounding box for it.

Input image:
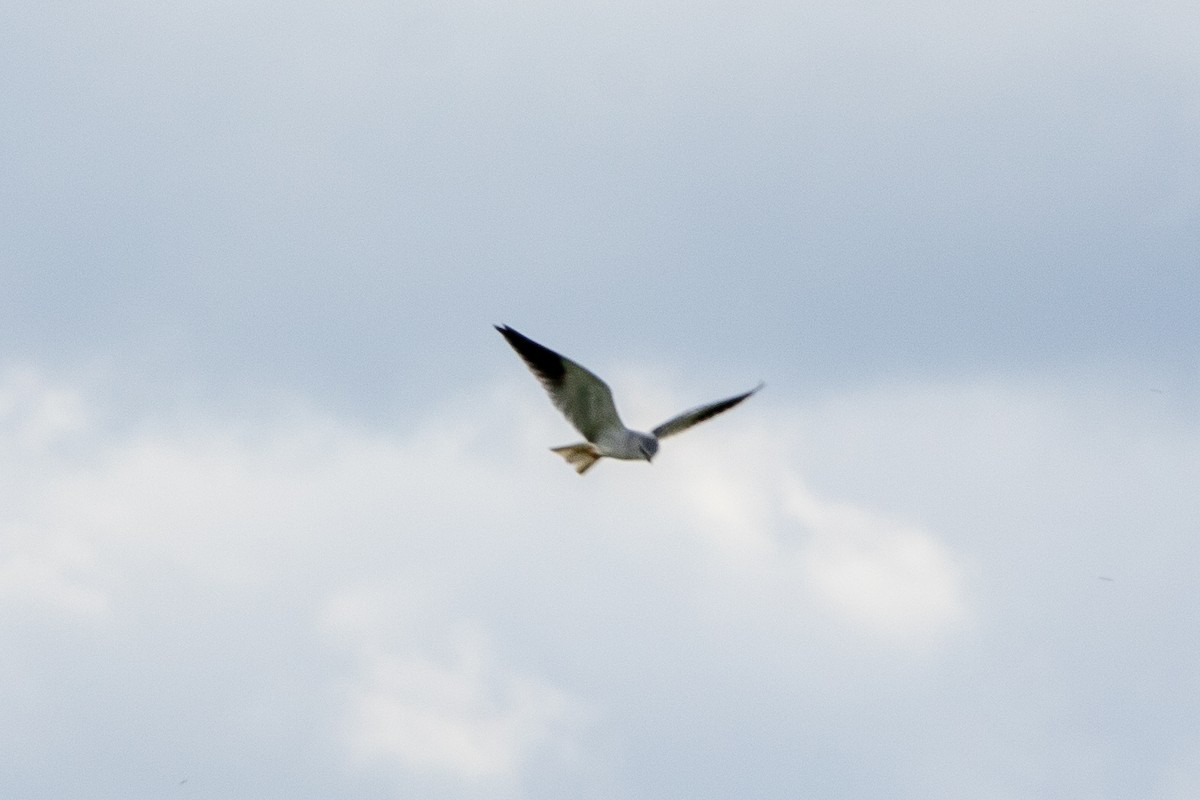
[495,325,626,443]
[651,383,763,441]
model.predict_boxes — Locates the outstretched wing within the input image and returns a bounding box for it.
[495,325,626,443]
[651,383,763,441]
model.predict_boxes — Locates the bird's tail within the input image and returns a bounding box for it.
[550,443,602,475]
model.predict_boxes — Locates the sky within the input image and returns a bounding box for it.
[2,1,1199,798]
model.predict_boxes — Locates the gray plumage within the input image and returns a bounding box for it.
[495,325,762,474]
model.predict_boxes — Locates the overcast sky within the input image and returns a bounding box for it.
[3,1,1199,798]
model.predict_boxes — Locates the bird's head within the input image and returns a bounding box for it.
[637,433,659,463]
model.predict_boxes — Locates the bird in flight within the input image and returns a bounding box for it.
[496,325,762,474]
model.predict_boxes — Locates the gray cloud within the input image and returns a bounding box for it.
[3,1,1197,413]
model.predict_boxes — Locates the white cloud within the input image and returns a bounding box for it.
[607,370,972,646]
[0,368,108,622]
[3,365,1197,798]
[324,587,588,789]
[789,483,971,641]
[0,546,111,622]
[0,366,88,450]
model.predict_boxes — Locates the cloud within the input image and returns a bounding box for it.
[3,364,1198,798]
[606,368,972,646]
[0,546,111,622]
[790,486,970,641]
[0,368,108,623]
[660,450,970,645]
[0,366,971,781]
[323,587,589,790]
[0,371,596,794]
[0,366,88,449]
[5,0,1197,406]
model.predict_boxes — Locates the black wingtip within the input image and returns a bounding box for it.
[733,382,765,402]
[494,325,568,384]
